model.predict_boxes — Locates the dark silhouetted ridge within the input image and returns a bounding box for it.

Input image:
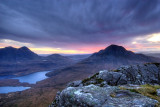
[18,46,30,51]
[92,44,134,57]
[0,46,39,62]
[45,54,74,64]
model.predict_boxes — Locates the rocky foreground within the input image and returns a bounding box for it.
[50,63,160,107]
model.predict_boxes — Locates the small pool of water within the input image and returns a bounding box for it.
[12,71,50,84]
[0,71,51,93]
[0,86,30,94]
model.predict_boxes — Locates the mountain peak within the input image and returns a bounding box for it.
[19,46,30,51]
[49,54,62,57]
[0,46,38,62]
[104,44,126,52]
[4,46,16,50]
[94,44,129,57]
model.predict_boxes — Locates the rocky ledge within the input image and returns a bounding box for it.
[50,63,160,107]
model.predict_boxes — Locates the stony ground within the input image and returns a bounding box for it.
[50,63,160,107]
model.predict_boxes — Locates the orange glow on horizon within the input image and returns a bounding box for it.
[0,39,106,54]
[29,47,90,54]
[0,44,136,54]
[1,38,160,54]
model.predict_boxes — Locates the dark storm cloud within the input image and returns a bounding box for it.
[0,0,160,48]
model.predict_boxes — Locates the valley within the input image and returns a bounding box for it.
[0,45,160,107]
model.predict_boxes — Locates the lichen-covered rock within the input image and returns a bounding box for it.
[98,70,127,85]
[103,90,158,107]
[81,63,160,87]
[119,63,160,85]
[51,85,158,107]
[67,80,83,87]
[58,85,117,107]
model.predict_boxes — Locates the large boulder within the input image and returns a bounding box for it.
[98,70,127,85]
[51,85,158,107]
[81,63,160,87]
[119,63,160,85]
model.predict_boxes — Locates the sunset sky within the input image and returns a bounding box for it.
[0,0,160,54]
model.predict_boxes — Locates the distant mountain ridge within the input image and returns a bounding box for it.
[0,46,39,62]
[46,54,72,61]
[67,54,91,62]
[47,44,160,77]
[85,44,159,65]
[144,53,160,58]
[0,46,75,76]
[93,45,130,56]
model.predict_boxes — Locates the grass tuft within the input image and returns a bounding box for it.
[124,84,160,105]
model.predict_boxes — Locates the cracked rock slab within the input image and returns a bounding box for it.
[52,85,158,107]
